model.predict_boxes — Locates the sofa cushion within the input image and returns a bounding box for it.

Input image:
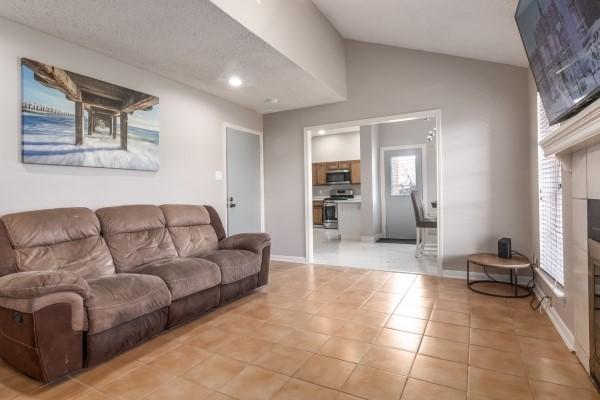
[1,208,115,278]
[96,205,178,272]
[133,258,221,300]
[85,274,171,334]
[160,205,218,258]
[202,250,261,285]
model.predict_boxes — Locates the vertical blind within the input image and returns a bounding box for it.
[537,94,564,285]
[390,155,416,196]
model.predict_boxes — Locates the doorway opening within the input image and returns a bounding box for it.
[304,110,442,275]
[223,123,265,236]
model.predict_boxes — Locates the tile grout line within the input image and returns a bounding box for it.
[38,264,597,400]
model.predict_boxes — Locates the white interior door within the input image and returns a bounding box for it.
[226,127,262,235]
[383,147,423,240]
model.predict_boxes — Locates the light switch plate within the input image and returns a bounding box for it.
[215,170,224,181]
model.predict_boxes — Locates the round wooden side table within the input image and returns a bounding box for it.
[467,253,534,298]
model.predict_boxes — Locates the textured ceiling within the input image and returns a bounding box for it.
[312,0,528,67]
[0,0,342,113]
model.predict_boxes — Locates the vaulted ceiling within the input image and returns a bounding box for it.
[0,0,528,116]
[312,0,528,67]
[0,0,344,113]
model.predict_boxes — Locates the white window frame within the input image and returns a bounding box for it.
[389,154,417,197]
[537,93,564,285]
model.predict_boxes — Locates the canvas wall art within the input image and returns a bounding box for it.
[21,58,159,171]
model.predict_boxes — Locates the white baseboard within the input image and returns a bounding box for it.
[270,255,307,264]
[361,233,383,242]
[533,285,576,351]
[575,341,590,373]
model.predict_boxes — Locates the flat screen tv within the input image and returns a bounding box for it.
[516,0,600,125]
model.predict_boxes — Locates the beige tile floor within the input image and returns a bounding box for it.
[1,261,599,400]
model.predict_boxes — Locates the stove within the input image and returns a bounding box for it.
[322,189,354,229]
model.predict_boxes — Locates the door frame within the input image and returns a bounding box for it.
[380,144,427,239]
[303,108,443,275]
[222,122,265,235]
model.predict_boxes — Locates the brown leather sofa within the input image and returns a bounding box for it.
[0,204,271,383]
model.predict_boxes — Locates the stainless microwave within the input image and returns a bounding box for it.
[326,169,351,185]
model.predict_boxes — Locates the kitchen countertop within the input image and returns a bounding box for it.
[313,196,361,203]
[313,195,361,203]
[335,198,361,203]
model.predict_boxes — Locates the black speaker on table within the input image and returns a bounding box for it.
[498,238,512,259]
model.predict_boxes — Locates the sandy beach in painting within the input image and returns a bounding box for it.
[22,112,159,171]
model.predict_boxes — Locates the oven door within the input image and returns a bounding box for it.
[323,201,338,229]
[326,169,351,185]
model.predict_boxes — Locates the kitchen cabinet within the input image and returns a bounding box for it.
[326,162,340,171]
[350,160,361,184]
[338,161,351,170]
[312,160,360,186]
[315,164,327,185]
[313,200,323,225]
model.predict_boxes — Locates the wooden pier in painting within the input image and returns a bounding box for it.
[22,58,158,150]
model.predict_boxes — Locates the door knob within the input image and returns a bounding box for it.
[228,197,236,208]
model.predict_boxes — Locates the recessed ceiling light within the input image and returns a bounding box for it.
[318,129,325,135]
[265,98,279,105]
[228,76,243,87]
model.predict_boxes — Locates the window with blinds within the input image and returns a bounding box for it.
[390,155,416,196]
[537,93,564,285]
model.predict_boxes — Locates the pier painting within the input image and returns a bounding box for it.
[21,58,159,171]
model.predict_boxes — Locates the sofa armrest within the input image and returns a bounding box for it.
[219,233,271,287]
[219,233,271,254]
[0,271,88,382]
[0,270,89,299]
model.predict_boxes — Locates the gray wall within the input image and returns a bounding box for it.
[263,40,531,268]
[378,119,437,204]
[0,18,261,217]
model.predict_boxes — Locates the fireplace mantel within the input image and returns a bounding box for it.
[540,97,600,157]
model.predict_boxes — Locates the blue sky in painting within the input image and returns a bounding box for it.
[22,63,159,131]
[22,65,74,114]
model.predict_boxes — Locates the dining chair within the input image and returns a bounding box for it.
[410,190,437,257]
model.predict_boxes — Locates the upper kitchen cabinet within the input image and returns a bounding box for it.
[312,159,360,185]
[350,160,361,184]
[313,163,327,185]
[326,162,340,171]
[338,161,351,170]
